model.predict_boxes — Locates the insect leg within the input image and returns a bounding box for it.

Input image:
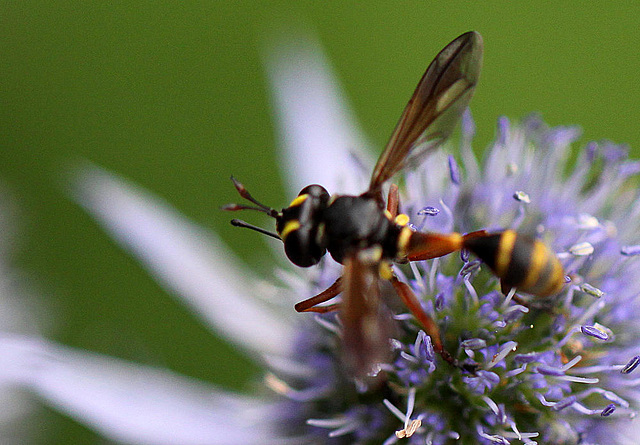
[388,274,455,366]
[294,277,342,313]
[300,302,341,313]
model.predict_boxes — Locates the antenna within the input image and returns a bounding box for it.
[223,177,282,241]
[223,176,279,218]
[230,219,281,240]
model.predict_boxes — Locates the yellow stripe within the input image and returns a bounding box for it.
[379,262,393,280]
[316,222,325,244]
[394,213,410,226]
[396,226,413,258]
[539,256,565,297]
[496,230,516,276]
[280,220,300,241]
[520,241,546,290]
[289,194,308,207]
[449,233,464,250]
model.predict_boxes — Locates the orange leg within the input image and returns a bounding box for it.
[294,277,342,313]
[386,184,399,218]
[389,274,455,366]
[300,303,342,313]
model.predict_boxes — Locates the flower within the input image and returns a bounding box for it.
[3,36,640,445]
[0,192,51,444]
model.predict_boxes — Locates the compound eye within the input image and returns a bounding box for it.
[284,227,325,267]
[298,184,329,201]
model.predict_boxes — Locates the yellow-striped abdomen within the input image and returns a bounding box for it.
[463,230,564,297]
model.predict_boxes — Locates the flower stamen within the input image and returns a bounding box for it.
[622,355,640,374]
[487,341,517,369]
[395,418,421,439]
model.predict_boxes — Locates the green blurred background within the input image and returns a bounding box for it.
[2,2,640,443]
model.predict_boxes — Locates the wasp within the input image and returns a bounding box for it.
[224,32,565,377]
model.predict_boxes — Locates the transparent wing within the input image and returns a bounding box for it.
[341,249,395,379]
[369,31,483,193]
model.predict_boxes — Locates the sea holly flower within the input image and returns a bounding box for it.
[0,193,51,444]
[2,37,640,444]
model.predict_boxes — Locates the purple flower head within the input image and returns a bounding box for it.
[2,36,640,445]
